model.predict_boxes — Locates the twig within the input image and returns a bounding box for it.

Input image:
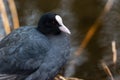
[112,41,117,65]
[0,0,11,34]
[8,0,20,29]
[54,75,83,80]
[75,0,114,56]
[101,61,114,80]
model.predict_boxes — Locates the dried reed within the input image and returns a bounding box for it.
[8,0,20,29]
[0,0,11,34]
[75,0,114,56]
[101,61,114,80]
[111,41,117,65]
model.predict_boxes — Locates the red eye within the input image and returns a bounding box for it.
[52,21,55,24]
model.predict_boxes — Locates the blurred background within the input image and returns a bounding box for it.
[0,0,120,80]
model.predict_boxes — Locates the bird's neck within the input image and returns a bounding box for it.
[47,32,70,46]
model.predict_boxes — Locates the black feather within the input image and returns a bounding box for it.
[0,13,70,80]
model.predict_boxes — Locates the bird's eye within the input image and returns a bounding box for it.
[52,21,55,24]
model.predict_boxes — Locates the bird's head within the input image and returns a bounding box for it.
[37,12,71,35]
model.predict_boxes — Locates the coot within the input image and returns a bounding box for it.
[0,13,71,80]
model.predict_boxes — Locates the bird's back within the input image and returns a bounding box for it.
[0,26,50,76]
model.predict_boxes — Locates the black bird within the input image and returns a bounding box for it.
[0,13,71,80]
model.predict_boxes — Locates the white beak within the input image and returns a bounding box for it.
[59,25,71,34]
[55,15,71,34]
